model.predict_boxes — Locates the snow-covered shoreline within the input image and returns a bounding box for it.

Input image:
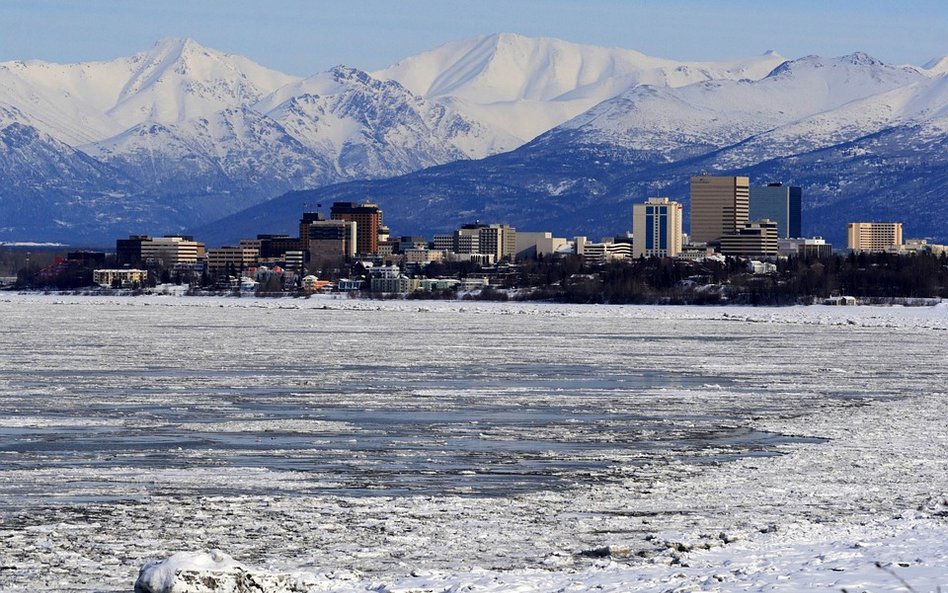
[3,290,947,326]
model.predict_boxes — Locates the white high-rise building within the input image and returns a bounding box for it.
[632,197,683,258]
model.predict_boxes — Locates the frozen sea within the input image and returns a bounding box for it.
[0,294,946,592]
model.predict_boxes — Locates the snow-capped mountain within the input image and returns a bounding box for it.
[0,38,522,241]
[0,34,945,245]
[207,53,948,248]
[256,65,515,174]
[85,106,333,196]
[375,32,788,143]
[0,37,299,146]
[544,52,932,161]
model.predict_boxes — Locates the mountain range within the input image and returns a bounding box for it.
[0,34,945,246]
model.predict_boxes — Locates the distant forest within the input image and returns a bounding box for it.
[425,252,948,305]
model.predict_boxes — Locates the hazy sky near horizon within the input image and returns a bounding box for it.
[1,0,945,75]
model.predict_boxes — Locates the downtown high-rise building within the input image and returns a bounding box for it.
[306,219,357,260]
[847,222,903,252]
[330,202,383,255]
[750,183,802,239]
[632,197,683,258]
[456,223,517,262]
[689,175,750,243]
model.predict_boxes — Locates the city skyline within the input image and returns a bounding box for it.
[1,0,945,76]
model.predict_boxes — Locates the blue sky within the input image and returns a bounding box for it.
[1,0,945,75]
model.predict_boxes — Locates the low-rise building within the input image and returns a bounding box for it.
[140,236,205,268]
[403,248,444,265]
[370,270,420,293]
[677,243,720,261]
[284,251,305,272]
[746,260,777,274]
[515,231,568,260]
[824,295,858,306]
[336,278,363,291]
[67,251,107,266]
[446,252,494,265]
[301,275,331,293]
[93,268,147,288]
[398,236,429,253]
[581,240,632,265]
[206,245,259,277]
[458,277,490,291]
[778,237,834,258]
[900,239,947,256]
[719,220,779,258]
[418,278,460,291]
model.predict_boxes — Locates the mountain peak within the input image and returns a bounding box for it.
[839,51,883,66]
[488,31,531,45]
[148,37,209,61]
[328,64,372,83]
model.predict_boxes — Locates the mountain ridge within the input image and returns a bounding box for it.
[0,35,945,245]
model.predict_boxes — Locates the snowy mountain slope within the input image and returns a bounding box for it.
[105,38,300,131]
[85,107,336,196]
[0,123,141,242]
[0,62,115,145]
[258,65,518,171]
[551,53,929,160]
[0,123,131,190]
[375,33,788,142]
[0,38,299,146]
[84,63,515,196]
[921,55,948,76]
[713,74,948,168]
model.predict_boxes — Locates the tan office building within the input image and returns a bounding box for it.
[847,222,903,252]
[690,175,750,243]
[140,236,205,268]
[206,245,259,276]
[719,219,779,257]
[456,223,517,262]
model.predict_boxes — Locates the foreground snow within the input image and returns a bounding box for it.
[138,387,948,592]
[0,294,945,593]
[140,517,948,593]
